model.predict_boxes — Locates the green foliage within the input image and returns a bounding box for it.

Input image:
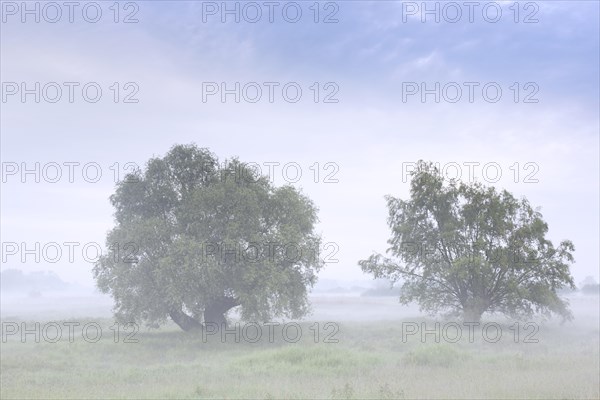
[2,318,598,399]
[231,345,380,375]
[360,161,576,322]
[403,344,469,367]
[331,383,355,399]
[378,383,405,400]
[93,144,324,329]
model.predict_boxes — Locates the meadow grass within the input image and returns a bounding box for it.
[1,315,598,399]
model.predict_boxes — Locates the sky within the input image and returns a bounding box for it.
[1,0,599,288]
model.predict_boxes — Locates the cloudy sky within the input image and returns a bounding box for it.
[1,1,598,287]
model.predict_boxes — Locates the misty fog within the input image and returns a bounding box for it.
[2,1,599,399]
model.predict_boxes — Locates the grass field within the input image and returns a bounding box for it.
[1,297,599,399]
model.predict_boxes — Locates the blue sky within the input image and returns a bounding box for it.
[1,1,599,287]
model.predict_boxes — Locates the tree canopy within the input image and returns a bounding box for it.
[94,144,323,331]
[360,161,576,322]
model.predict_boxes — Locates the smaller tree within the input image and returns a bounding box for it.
[579,276,600,295]
[360,161,576,322]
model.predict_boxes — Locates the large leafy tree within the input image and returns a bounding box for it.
[360,161,575,322]
[94,144,323,331]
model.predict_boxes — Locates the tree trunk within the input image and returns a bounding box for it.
[463,308,484,324]
[169,297,240,332]
[169,309,202,332]
[462,298,488,323]
[203,296,240,329]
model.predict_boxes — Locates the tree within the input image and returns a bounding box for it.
[579,276,600,295]
[93,144,323,331]
[359,161,575,323]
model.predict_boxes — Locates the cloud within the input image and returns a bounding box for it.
[1,1,598,286]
